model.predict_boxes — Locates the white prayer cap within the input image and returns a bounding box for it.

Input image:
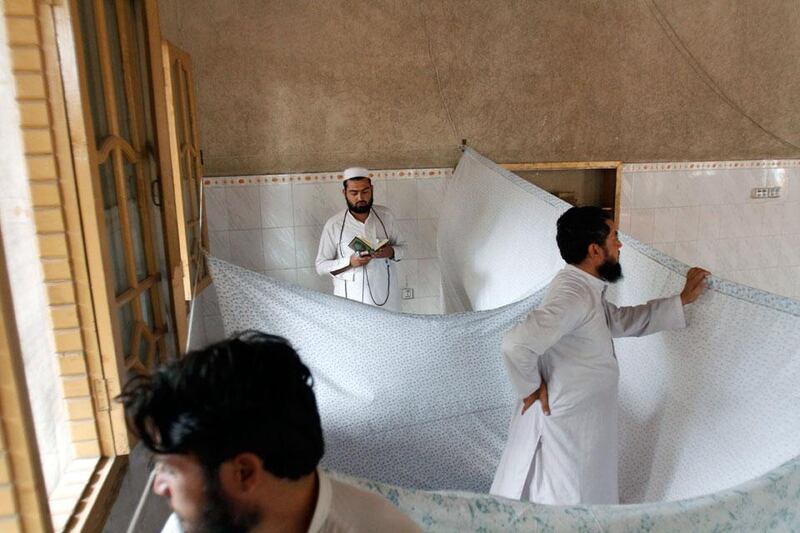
[343,167,370,180]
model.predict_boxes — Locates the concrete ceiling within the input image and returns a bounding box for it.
[158,0,800,175]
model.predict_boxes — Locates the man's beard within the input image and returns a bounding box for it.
[184,470,260,533]
[598,255,623,283]
[347,197,373,214]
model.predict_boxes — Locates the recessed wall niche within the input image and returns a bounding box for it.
[503,162,622,222]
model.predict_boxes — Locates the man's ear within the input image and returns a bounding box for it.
[587,243,603,261]
[220,453,263,494]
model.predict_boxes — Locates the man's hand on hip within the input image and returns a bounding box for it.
[680,267,710,305]
[522,379,549,416]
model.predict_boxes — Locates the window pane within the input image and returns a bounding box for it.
[119,301,134,359]
[124,160,148,282]
[140,290,153,330]
[103,0,131,142]
[77,0,109,145]
[102,161,128,295]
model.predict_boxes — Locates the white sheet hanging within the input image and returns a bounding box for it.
[202,147,800,531]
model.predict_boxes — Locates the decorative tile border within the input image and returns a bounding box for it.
[203,167,454,187]
[623,159,800,172]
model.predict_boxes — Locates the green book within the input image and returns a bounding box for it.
[347,235,390,254]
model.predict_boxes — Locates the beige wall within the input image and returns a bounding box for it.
[158,1,800,176]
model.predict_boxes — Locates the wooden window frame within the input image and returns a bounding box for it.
[2,0,194,530]
[162,40,210,303]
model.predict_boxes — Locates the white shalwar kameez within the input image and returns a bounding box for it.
[491,264,686,505]
[316,205,403,312]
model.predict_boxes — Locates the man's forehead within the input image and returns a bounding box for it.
[345,179,371,191]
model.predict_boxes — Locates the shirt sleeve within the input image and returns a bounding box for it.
[605,295,686,338]
[315,220,354,280]
[501,285,590,399]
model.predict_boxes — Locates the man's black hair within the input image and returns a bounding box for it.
[343,176,371,190]
[119,331,324,480]
[556,206,613,265]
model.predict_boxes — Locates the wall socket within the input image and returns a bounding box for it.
[401,288,414,300]
[751,186,782,199]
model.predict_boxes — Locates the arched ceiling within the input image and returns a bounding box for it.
[158,0,800,175]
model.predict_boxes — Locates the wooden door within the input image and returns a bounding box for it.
[162,41,209,306]
[70,0,185,378]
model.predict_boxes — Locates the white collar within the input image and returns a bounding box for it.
[306,469,332,533]
[563,263,607,292]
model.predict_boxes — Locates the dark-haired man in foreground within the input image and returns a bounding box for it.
[491,206,709,505]
[120,331,420,533]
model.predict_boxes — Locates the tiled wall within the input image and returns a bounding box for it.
[194,168,451,346]
[620,160,800,301]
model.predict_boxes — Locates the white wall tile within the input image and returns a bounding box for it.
[681,173,704,207]
[697,205,721,240]
[394,259,418,289]
[417,259,441,298]
[791,266,800,299]
[619,208,631,234]
[417,177,444,220]
[737,238,762,271]
[620,173,634,208]
[229,229,265,271]
[294,225,323,268]
[630,209,655,243]
[386,179,418,220]
[652,208,677,243]
[777,234,800,266]
[262,227,296,270]
[717,204,739,239]
[673,241,698,266]
[209,230,231,262]
[297,267,332,294]
[205,187,229,231]
[713,239,739,272]
[226,185,261,229]
[396,219,418,260]
[758,236,782,268]
[782,202,800,234]
[632,173,664,208]
[417,218,438,259]
[719,171,754,205]
[665,172,691,207]
[694,170,723,206]
[372,180,389,206]
[786,170,800,202]
[293,183,343,226]
[743,204,766,237]
[673,206,700,242]
[260,183,293,228]
[762,202,784,236]
[693,240,719,272]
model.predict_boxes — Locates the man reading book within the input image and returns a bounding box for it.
[315,167,404,311]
